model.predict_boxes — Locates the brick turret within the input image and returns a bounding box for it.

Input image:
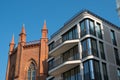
[40,21,48,79]
[9,35,15,55]
[19,24,26,45]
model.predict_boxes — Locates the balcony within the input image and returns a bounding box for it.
[48,53,80,76]
[49,38,79,57]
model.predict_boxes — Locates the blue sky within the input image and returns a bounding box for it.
[0,0,119,80]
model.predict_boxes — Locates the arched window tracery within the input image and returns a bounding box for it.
[28,62,36,80]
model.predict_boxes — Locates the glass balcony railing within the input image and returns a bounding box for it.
[49,53,80,70]
[49,37,79,52]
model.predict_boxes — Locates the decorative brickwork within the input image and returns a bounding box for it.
[6,21,48,80]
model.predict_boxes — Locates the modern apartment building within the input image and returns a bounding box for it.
[47,10,120,80]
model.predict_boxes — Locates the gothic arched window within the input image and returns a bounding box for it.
[28,62,36,80]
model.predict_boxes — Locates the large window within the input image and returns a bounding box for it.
[81,38,89,58]
[102,63,108,80]
[48,59,54,70]
[28,62,36,80]
[114,48,120,66]
[99,41,105,60]
[62,25,78,41]
[81,38,98,58]
[91,39,98,57]
[89,19,96,36]
[80,19,96,37]
[49,41,54,51]
[96,23,102,39]
[63,66,81,80]
[63,45,79,62]
[110,30,117,46]
[83,60,101,80]
[80,19,87,37]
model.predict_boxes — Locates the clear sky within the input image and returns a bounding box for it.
[0,0,119,80]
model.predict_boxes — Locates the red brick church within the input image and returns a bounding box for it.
[6,21,48,80]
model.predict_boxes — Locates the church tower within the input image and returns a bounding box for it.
[6,22,48,80]
[40,21,48,79]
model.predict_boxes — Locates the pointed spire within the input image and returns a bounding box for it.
[42,20,47,29]
[21,24,26,34]
[11,34,14,44]
[41,20,48,38]
[19,24,26,44]
[9,35,15,54]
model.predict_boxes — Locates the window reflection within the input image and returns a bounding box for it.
[80,19,96,37]
[83,60,101,80]
[62,25,78,41]
[81,38,98,58]
[110,30,117,46]
[96,23,102,39]
[63,66,81,80]
[99,41,105,60]
[102,63,108,80]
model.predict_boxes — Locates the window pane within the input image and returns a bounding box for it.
[110,30,117,46]
[69,31,73,40]
[117,69,120,80]
[84,60,101,80]
[114,48,120,66]
[71,69,74,80]
[99,42,105,60]
[62,25,78,41]
[32,70,36,80]
[63,45,79,62]
[84,61,90,80]
[89,20,96,36]
[28,63,36,80]
[63,66,80,80]
[89,60,94,79]
[28,71,31,80]
[102,63,108,80]
[49,42,54,51]
[91,39,98,57]
[73,26,78,39]
[80,20,87,37]
[96,23,102,39]
[82,39,88,58]
[94,60,101,80]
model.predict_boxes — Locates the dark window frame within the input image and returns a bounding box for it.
[96,23,102,39]
[99,41,106,60]
[114,48,120,66]
[110,30,117,46]
[102,62,109,80]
